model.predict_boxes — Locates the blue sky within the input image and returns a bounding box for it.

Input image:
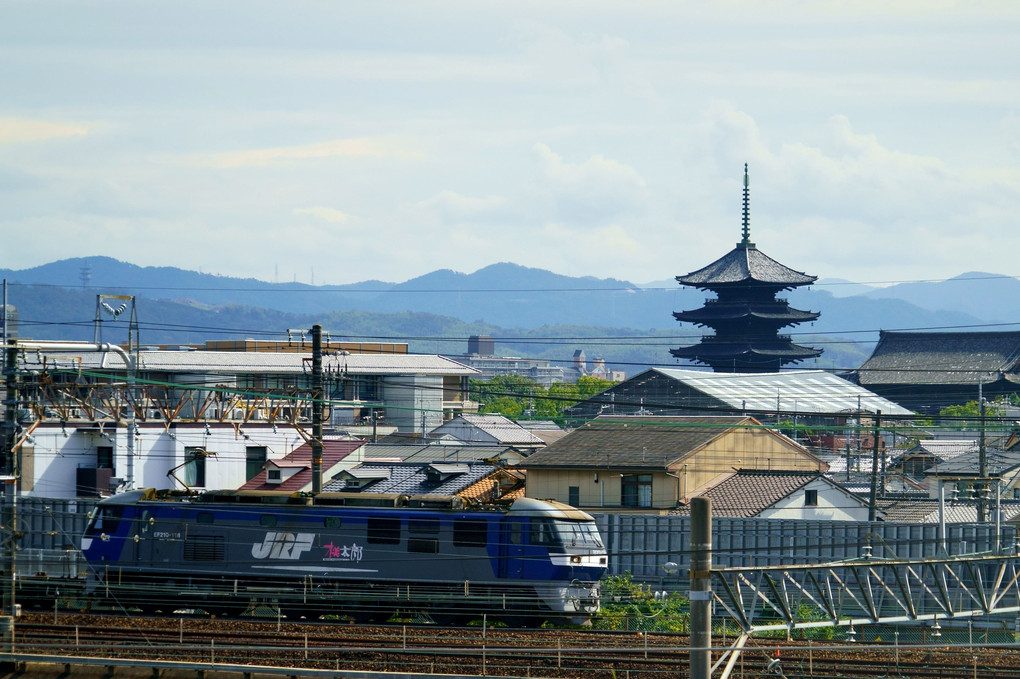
[2,1,1018,288]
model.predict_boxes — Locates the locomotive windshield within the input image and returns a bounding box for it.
[84,506,124,536]
[530,518,604,550]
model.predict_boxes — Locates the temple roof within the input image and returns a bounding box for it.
[678,245,816,289]
[854,330,1020,387]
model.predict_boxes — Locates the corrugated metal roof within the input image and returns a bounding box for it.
[652,368,913,416]
[24,349,478,376]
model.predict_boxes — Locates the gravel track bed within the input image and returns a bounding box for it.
[14,612,1020,678]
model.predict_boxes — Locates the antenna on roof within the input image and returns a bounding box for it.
[739,163,754,248]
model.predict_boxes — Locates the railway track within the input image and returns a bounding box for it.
[11,612,1020,678]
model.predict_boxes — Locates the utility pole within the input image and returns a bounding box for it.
[311,325,323,494]
[690,497,712,679]
[868,410,882,521]
[978,382,987,523]
[2,335,20,646]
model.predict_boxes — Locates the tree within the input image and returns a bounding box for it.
[938,400,1001,430]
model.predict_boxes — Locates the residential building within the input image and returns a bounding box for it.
[16,421,308,498]
[240,438,365,492]
[427,413,545,450]
[672,470,873,521]
[518,415,826,512]
[323,461,519,500]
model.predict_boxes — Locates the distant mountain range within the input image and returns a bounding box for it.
[2,257,1014,373]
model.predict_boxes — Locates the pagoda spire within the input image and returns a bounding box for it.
[739,163,754,248]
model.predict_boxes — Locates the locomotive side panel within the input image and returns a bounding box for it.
[80,490,606,624]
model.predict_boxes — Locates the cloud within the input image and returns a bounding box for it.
[193,137,424,168]
[0,118,88,144]
[417,190,507,221]
[532,143,650,222]
[294,206,354,224]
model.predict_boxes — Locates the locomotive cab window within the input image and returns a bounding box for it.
[367,517,401,544]
[552,520,603,549]
[85,506,124,535]
[529,518,560,548]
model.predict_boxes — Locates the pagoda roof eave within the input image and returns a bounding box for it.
[674,308,820,323]
[678,245,816,288]
[670,343,822,361]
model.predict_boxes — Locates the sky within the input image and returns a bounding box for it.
[2,1,1019,289]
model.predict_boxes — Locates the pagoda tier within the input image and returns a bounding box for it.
[671,164,822,373]
[673,299,819,330]
[670,336,822,373]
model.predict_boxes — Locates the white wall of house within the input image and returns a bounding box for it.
[17,422,307,498]
[758,478,871,521]
[382,375,444,433]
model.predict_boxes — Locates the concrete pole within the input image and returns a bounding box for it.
[690,497,712,679]
[311,325,323,494]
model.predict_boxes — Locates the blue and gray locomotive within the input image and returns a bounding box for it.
[80,489,606,625]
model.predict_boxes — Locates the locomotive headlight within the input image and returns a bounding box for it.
[570,556,581,564]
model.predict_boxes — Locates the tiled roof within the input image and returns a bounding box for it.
[458,469,525,502]
[322,461,497,495]
[519,415,761,470]
[361,443,522,464]
[925,449,1020,476]
[879,500,1020,524]
[855,331,1020,386]
[672,470,823,518]
[25,349,479,377]
[678,245,816,288]
[442,414,546,445]
[240,439,364,491]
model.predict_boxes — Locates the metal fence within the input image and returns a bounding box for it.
[594,513,1019,583]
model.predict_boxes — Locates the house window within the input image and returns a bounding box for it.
[621,474,653,508]
[246,446,267,481]
[267,468,282,483]
[97,446,114,472]
[805,489,818,506]
[568,486,580,507]
[183,447,207,488]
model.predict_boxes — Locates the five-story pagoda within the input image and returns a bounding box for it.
[671,165,822,372]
